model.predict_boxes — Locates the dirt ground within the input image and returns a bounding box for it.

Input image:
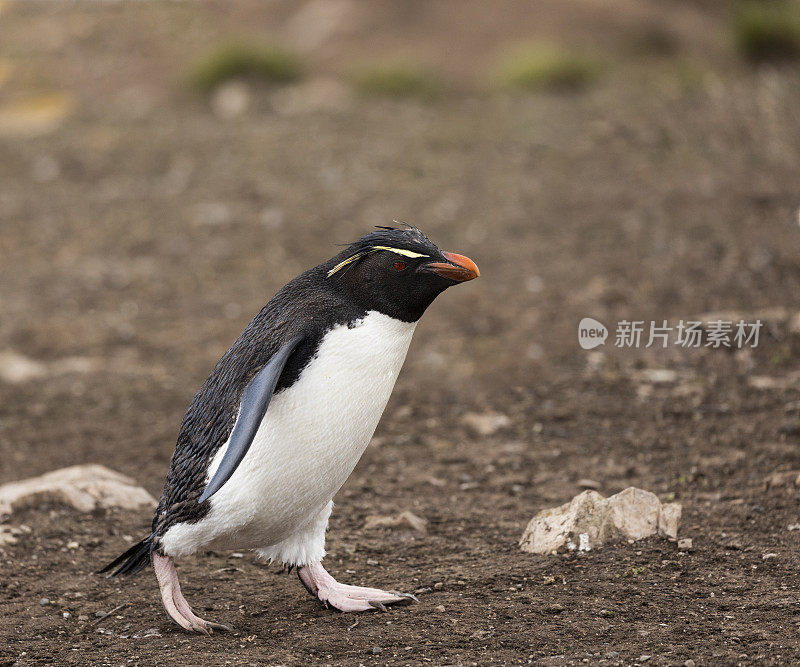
[2,1,800,665]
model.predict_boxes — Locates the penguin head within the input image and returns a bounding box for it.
[326,226,479,322]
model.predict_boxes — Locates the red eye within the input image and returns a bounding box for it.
[394,261,406,271]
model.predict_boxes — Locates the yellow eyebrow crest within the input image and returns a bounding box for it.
[327,246,429,277]
[371,246,429,259]
[327,251,372,277]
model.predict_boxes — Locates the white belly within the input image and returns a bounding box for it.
[160,311,416,557]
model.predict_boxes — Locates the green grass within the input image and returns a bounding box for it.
[352,63,439,99]
[190,42,302,91]
[733,1,800,63]
[673,59,707,93]
[498,45,602,92]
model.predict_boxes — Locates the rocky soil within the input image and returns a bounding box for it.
[1,1,800,665]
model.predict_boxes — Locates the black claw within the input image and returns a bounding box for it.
[383,591,417,606]
[297,567,320,601]
[368,600,388,612]
[394,595,416,606]
[208,622,233,632]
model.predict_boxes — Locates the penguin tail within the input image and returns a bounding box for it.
[96,534,154,578]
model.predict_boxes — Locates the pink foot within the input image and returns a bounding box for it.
[297,562,417,612]
[153,553,232,635]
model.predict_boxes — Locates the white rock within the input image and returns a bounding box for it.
[211,80,250,119]
[0,525,21,547]
[461,411,511,437]
[0,350,47,383]
[749,375,790,390]
[194,201,232,226]
[635,369,677,384]
[0,350,101,384]
[363,510,427,534]
[259,205,286,230]
[519,487,681,554]
[765,470,800,488]
[0,465,157,516]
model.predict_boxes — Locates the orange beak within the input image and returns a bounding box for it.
[423,251,480,282]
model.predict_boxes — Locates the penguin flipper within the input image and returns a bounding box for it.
[198,335,303,503]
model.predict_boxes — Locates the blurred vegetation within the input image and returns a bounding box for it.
[352,63,439,99]
[190,42,302,91]
[672,59,708,93]
[733,0,800,63]
[498,45,603,92]
[629,24,681,57]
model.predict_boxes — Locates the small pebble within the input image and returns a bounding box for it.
[370,646,382,655]
[433,582,443,590]
[62,612,71,619]
[66,541,79,550]
[78,615,89,621]
[39,598,50,606]
[435,605,446,613]
[599,609,614,617]
[546,603,564,614]
[677,538,693,551]
[684,660,696,667]
[95,610,107,618]
[763,552,778,561]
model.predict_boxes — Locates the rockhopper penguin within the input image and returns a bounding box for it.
[99,225,479,633]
